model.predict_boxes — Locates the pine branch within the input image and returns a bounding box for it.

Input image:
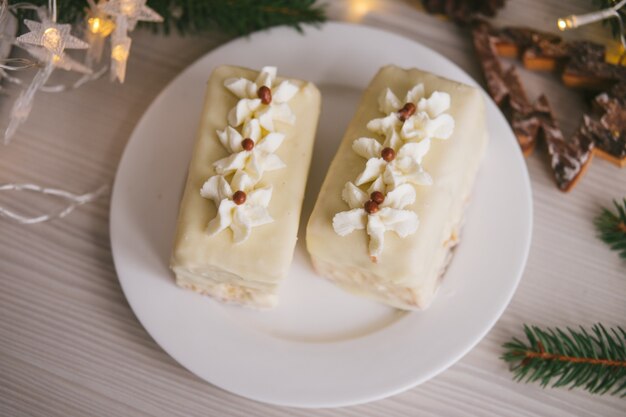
[594,198,626,260]
[502,324,626,396]
[12,0,327,36]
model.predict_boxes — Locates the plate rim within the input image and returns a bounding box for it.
[110,21,533,408]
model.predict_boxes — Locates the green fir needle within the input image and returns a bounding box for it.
[594,198,626,260]
[502,324,626,396]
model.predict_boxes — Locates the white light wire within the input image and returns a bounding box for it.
[0,0,108,224]
[0,183,109,224]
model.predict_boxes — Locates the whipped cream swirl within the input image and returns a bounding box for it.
[333,182,419,262]
[224,66,299,131]
[214,119,286,191]
[201,175,273,244]
[367,84,455,149]
[332,83,455,261]
[352,137,432,194]
[199,67,298,243]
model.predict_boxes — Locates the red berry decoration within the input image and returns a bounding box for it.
[381,147,396,162]
[370,191,385,205]
[241,138,254,151]
[397,102,416,121]
[232,191,247,205]
[257,86,272,104]
[364,200,380,214]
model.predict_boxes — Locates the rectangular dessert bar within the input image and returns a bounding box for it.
[306,65,488,310]
[171,65,321,308]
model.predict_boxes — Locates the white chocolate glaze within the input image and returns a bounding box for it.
[171,65,321,308]
[307,65,488,310]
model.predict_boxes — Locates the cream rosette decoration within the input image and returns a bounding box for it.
[224,66,299,132]
[213,119,286,191]
[352,137,432,193]
[333,182,419,262]
[367,84,455,149]
[200,175,273,244]
[332,83,456,262]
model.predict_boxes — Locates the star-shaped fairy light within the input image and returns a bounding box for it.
[99,0,162,31]
[99,0,163,82]
[214,119,286,191]
[333,182,419,262]
[85,1,116,64]
[352,137,432,193]
[200,175,273,243]
[16,19,89,56]
[6,11,90,143]
[21,45,93,75]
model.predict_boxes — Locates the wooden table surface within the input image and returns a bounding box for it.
[1,1,625,416]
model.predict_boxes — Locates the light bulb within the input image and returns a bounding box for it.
[89,17,101,33]
[557,17,574,31]
[87,16,115,36]
[42,27,62,52]
[348,0,376,21]
[120,0,137,16]
[112,44,129,62]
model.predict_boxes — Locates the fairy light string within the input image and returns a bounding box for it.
[0,0,161,224]
[0,0,163,142]
[557,0,626,63]
[0,184,109,224]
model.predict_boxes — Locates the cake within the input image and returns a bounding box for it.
[170,65,321,309]
[306,65,488,310]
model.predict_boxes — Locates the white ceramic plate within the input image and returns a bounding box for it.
[110,22,532,408]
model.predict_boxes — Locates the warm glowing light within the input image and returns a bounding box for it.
[557,17,575,31]
[87,16,115,36]
[348,0,377,21]
[91,17,101,33]
[120,0,137,16]
[51,54,62,63]
[110,36,132,82]
[42,27,62,52]
[557,9,620,32]
[112,44,130,62]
